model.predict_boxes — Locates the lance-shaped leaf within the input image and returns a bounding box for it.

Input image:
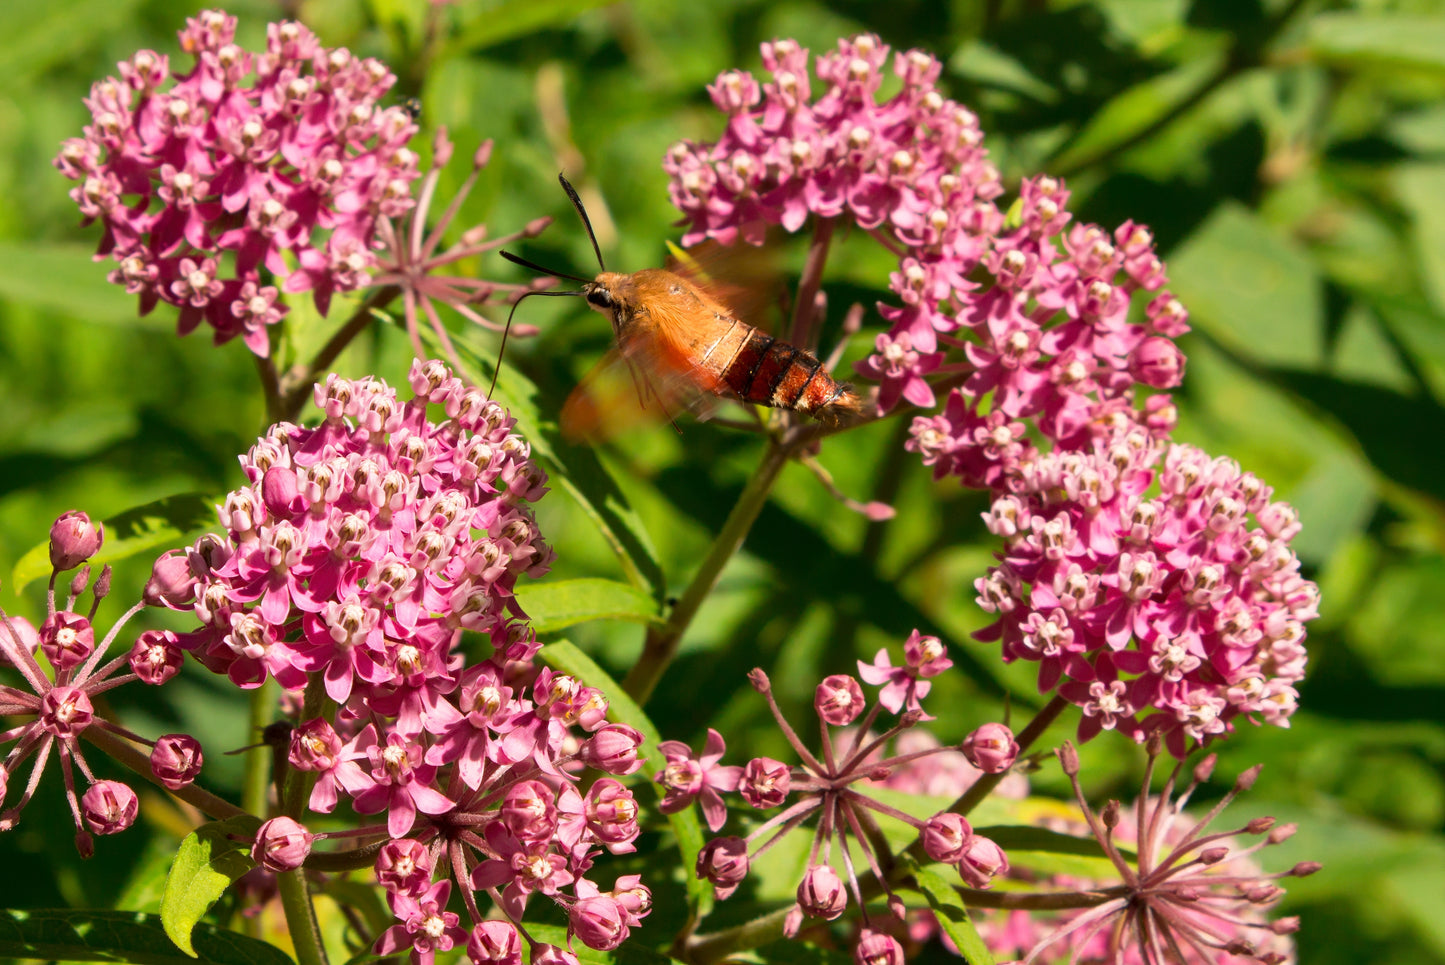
[161,815,261,957]
[903,854,995,965]
[0,908,292,965]
[516,578,662,633]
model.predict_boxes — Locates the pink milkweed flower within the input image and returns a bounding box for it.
[49,511,103,571]
[857,629,951,715]
[654,728,743,832]
[251,816,313,872]
[374,879,467,965]
[960,722,1018,774]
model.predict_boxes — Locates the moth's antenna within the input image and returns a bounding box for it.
[499,249,593,285]
[488,289,584,397]
[558,173,605,272]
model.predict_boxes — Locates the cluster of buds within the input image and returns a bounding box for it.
[973,431,1318,752]
[55,11,420,354]
[665,633,1015,965]
[147,360,648,962]
[1,512,202,855]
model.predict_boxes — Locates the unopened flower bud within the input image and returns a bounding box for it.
[921,812,972,864]
[957,834,1008,888]
[579,724,645,775]
[150,734,204,789]
[1129,336,1186,388]
[569,896,628,951]
[1271,916,1301,935]
[815,674,865,725]
[144,550,197,607]
[69,566,91,599]
[1267,822,1298,845]
[1193,753,1217,784]
[1290,861,1322,877]
[1058,741,1080,776]
[467,920,521,965]
[94,565,112,600]
[961,722,1019,774]
[531,945,580,965]
[739,757,790,809]
[1247,816,1276,834]
[797,865,847,920]
[1199,846,1229,865]
[1101,799,1120,829]
[748,668,771,693]
[696,836,750,899]
[854,929,906,965]
[1234,763,1263,792]
[75,830,95,858]
[251,816,313,872]
[81,780,138,835]
[50,511,103,571]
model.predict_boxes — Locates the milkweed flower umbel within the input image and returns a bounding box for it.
[973,432,1317,753]
[56,10,421,355]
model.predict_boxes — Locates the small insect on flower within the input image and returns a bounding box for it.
[497,174,863,439]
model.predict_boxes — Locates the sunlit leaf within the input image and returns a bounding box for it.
[449,0,616,54]
[1306,13,1445,74]
[160,816,261,957]
[903,855,995,965]
[517,578,663,632]
[11,493,217,594]
[0,243,164,327]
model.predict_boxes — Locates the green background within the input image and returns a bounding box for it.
[2,0,1444,962]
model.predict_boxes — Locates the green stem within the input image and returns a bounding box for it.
[276,286,400,420]
[242,678,278,820]
[683,694,1072,963]
[277,864,329,965]
[623,441,792,704]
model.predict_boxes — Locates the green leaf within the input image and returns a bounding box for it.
[1394,164,1445,316]
[0,0,146,82]
[1047,52,1223,172]
[160,816,262,957]
[12,493,218,594]
[0,244,167,327]
[449,0,616,54]
[903,855,994,965]
[0,908,292,965]
[973,824,1131,879]
[538,641,708,908]
[1167,202,1324,368]
[1306,13,1445,75]
[517,578,662,633]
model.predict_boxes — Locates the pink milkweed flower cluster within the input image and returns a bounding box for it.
[1,512,201,855]
[973,431,1317,754]
[980,742,1316,965]
[679,634,1011,963]
[55,10,420,355]
[664,34,1184,465]
[151,360,650,962]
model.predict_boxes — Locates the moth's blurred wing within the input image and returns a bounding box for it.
[560,347,724,444]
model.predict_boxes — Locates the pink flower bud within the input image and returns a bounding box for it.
[957,834,1008,888]
[128,630,184,684]
[530,945,580,965]
[500,780,556,843]
[50,511,103,571]
[150,734,204,789]
[584,779,640,848]
[289,718,342,771]
[39,612,95,672]
[1129,336,1186,388]
[815,674,866,725]
[961,722,1019,774]
[797,865,847,920]
[81,780,138,835]
[143,551,197,609]
[696,836,750,899]
[921,812,972,864]
[39,687,93,738]
[252,816,313,872]
[578,724,645,775]
[375,838,433,895]
[739,757,791,809]
[467,920,521,965]
[569,895,628,951]
[854,929,906,965]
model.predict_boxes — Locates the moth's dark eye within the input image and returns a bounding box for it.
[585,287,614,310]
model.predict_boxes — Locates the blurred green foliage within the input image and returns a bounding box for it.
[2,0,1445,963]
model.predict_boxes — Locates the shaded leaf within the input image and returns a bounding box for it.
[1168,202,1324,368]
[524,923,682,965]
[903,855,994,965]
[538,641,708,909]
[1306,14,1445,74]
[517,578,662,633]
[160,816,261,957]
[0,244,165,327]
[1393,164,1445,315]
[12,493,217,594]
[0,908,291,965]
[449,0,616,54]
